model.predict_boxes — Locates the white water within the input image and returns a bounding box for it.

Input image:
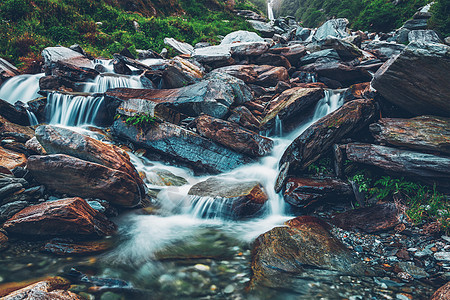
[46,92,105,126]
[83,73,144,93]
[267,0,274,20]
[0,73,44,104]
[105,89,346,263]
[26,110,39,126]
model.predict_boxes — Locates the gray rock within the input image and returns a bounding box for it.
[230,42,269,56]
[41,46,92,68]
[408,30,442,43]
[193,45,231,64]
[296,27,311,41]
[393,28,411,44]
[300,49,340,65]
[372,42,450,117]
[221,30,265,45]
[0,201,28,221]
[248,20,276,38]
[163,38,194,55]
[435,252,450,261]
[403,18,428,30]
[363,41,406,60]
[313,18,349,41]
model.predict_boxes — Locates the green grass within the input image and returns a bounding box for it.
[0,0,254,69]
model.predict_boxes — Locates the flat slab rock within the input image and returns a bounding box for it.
[44,238,113,255]
[111,118,254,174]
[331,202,402,233]
[283,177,353,209]
[372,42,450,117]
[275,98,378,192]
[3,197,116,237]
[195,114,273,157]
[250,216,373,289]
[0,146,27,171]
[27,154,142,207]
[345,143,450,188]
[369,116,450,155]
[431,281,450,300]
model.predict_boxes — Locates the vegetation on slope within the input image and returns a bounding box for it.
[274,0,433,33]
[0,0,255,69]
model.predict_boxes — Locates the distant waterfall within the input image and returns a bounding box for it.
[0,73,44,104]
[46,92,105,126]
[83,74,143,93]
[267,0,274,20]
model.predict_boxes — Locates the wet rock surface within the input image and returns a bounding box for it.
[27,154,142,207]
[372,42,450,117]
[195,114,273,157]
[3,197,116,237]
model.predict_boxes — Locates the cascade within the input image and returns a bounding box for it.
[46,92,105,126]
[26,109,39,126]
[267,0,274,20]
[0,73,44,104]
[83,74,144,93]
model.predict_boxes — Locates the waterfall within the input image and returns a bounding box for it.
[46,92,105,126]
[26,109,39,126]
[267,0,274,20]
[0,73,44,104]
[83,74,144,93]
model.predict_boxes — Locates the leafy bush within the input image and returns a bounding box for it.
[429,0,450,37]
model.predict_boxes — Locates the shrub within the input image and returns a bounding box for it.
[1,0,30,20]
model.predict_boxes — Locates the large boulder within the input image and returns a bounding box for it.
[371,42,450,117]
[0,115,35,142]
[192,45,232,64]
[345,143,450,189]
[260,87,324,130]
[227,106,261,132]
[195,114,273,157]
[369,116,450,155]
[106,74,251,119]
[284,177,353,208]
[188,177,268,219]
[35,125,146,194]
[248,20,276,38]
[211,64,289,87]
[250,216,372,289]
[27,154,142,207]
[42,46,93,69]
[230,42,269,56]
[313,18,349,41]
[275,99,378,192]
[408,30,442,43]
[431,282,450,300]
[162,56,204,88]
[302,61,372,87]
[221,30,265,44]
[300,49,340,65]
[268,44,307,66]
[111,118,254,173]
[0,99,31,126]
[3,197,116,237]
[163,38,194,55]
[362,41,406,61]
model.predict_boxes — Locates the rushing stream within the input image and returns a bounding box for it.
[0,66,437,298]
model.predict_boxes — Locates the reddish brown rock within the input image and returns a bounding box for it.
[0,99,30,126]
[211,65,258,83]
[268,44,307,66]
[0,276,82,300]
[195,115,273,157]
[0,116,35,142]
[260,87,324,129]
[275,99,378,192]
[250,216,372,288]
[253,65,289,87]
[331,202,402,233]
[27,155,142,207]
[35,125,145,196]
[254,53,292,69]
[369,116,450,155]
[346,82,372,100]
[302,61,372,87]
[227,106,261,132]
[431,281,450,300]
[44,239,113,255]
[284,177,353,208]
[3,197,116,237]
[0,147,27,170]
[0,230,8,251]
[188,177,268,219]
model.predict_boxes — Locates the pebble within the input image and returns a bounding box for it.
[414,249,433,258]
[441,236,450,243]
[224,284,235,294]
[194,264,210,271]
[434,252,450,261]
[396,293,412,300]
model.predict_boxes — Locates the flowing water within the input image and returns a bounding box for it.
[267,0,275,20]
[83,74,144,93]
[0,87,437,298]
[0,73,44,104]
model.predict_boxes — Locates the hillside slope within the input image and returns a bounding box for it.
[0,0,255,68]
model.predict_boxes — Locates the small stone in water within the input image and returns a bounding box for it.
[195,264,210,271]
[396,293,412,300]
[434,252,450,261]
[224,284,234,294]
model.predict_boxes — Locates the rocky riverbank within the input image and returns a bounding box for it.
[0,4,449,299]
